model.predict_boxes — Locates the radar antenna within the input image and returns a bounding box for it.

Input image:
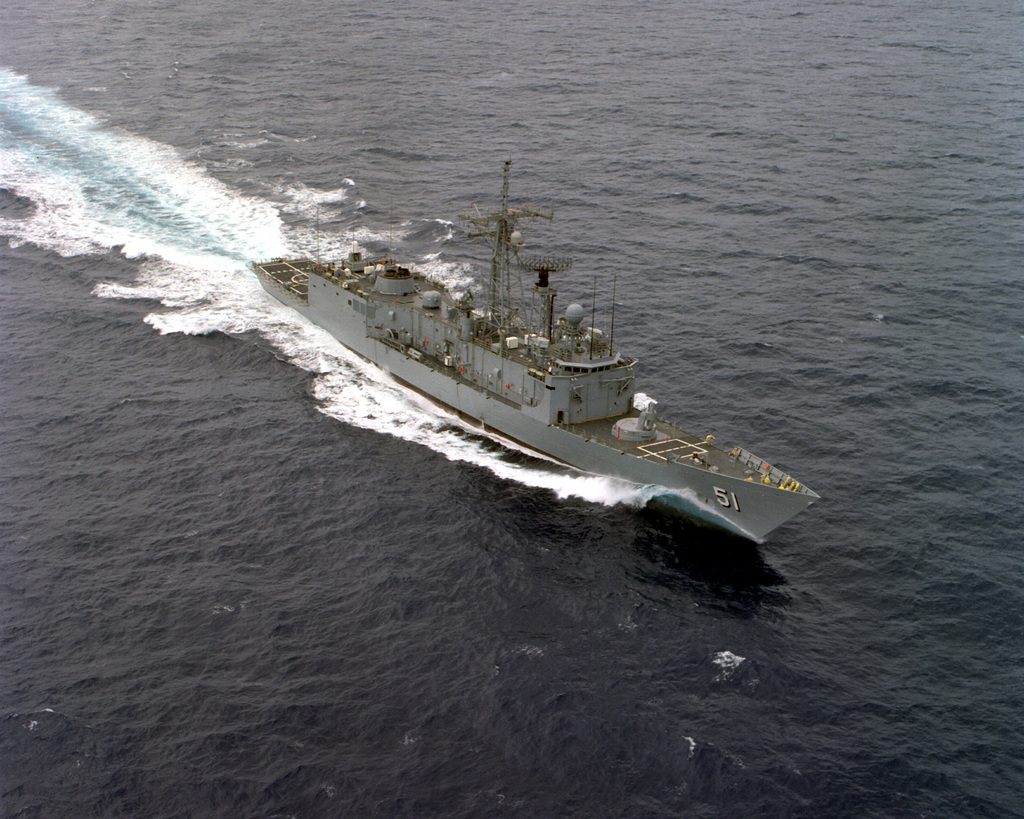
[518,256,573,278]
[518,255,572,340]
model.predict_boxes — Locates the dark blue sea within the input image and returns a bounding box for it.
[2,1,1022,816]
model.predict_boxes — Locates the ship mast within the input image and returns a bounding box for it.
[461,161,552,336]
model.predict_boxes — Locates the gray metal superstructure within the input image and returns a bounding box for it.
[252,163,818,540]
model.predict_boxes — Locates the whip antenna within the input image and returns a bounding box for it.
[590,277,597,359]
[610,272,617,353]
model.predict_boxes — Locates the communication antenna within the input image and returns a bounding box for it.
[590,277,597,359]
[609,272,617,353]
[315,205,321,267]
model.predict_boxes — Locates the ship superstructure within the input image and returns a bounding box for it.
[252,162,818,540]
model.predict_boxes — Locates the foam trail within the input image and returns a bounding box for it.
[278,181,354,217]
[0,71,689,515]
[311,365,654,508]
[713,651,746,681]
[0,69,288,267]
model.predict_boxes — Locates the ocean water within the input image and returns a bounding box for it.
[2,0,1022,816]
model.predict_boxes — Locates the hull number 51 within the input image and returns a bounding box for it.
[714,487,741,512]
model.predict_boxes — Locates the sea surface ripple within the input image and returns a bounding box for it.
[2,1,1022,816]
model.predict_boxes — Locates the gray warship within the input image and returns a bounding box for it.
[252,162,818,540]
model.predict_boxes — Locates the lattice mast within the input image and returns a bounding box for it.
[461,160,552,335]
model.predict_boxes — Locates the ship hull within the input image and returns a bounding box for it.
[259,278,815,541]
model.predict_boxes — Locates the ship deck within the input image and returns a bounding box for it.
[562,413,813,493]
[567,414,725,468]
[253,259,315,300]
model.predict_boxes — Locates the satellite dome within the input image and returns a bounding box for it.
[565,303,586,327]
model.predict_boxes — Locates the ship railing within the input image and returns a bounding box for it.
[729,447,808,492]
